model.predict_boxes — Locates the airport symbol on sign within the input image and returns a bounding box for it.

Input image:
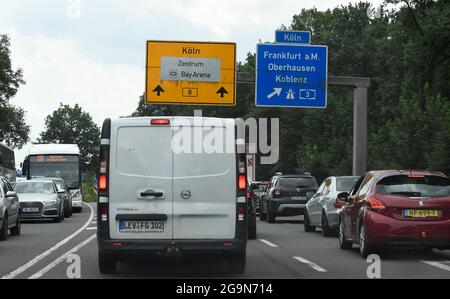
[255,42,328,108]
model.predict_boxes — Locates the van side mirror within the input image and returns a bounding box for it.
[337,192,350,202]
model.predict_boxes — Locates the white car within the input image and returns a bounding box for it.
[96,117,248,274]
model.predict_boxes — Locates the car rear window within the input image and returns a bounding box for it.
[376,175,450,198]
[279,177,317,188]
[336,177,359,192]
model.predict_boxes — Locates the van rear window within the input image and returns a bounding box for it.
[376,175,450,198]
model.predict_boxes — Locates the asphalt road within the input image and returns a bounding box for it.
[1,203,449,279]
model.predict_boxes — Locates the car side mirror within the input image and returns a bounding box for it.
[337,192,350,202]
[57,189,66,194]
[6,191,17,198]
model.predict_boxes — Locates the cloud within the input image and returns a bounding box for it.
[8,30,143,163]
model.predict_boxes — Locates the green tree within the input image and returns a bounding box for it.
[38,103,100,171]
[0,34,30,148]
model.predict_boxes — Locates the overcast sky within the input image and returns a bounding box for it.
[1,0,382,165]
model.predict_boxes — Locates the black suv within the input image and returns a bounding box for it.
[259,174,318,223]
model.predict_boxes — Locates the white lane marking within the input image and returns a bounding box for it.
[293,256,328,272]
[420,260,450,272]
[28,234,97,279]
[1,203,94,279]
[91,221,97,224]
[259,239,279,248]
[86,227,97,231]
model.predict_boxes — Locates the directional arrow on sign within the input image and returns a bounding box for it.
[266,88,282,99]
[216,87,228,98]
[153,85,165,96]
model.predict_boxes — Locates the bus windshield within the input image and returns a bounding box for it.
[29,155,80,188]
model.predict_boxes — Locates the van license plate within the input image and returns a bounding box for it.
[119,221,164,233]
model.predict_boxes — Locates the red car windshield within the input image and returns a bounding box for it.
[376,175,450,198]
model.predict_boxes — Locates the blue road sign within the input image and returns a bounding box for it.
[256,43,328,108]
[275,30,311,44]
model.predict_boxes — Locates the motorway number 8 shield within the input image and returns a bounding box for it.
[119,220,165,233]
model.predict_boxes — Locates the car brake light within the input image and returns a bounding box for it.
[368,198,385,210]
[99,175,107,190]
[334,198,343,209]
[151,119,170,125]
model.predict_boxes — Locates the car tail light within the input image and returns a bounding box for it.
[334,198,343,209]
[247,190,254,202]
[368,198,385,211]
[273,187,281,196]
[151,119,170,125]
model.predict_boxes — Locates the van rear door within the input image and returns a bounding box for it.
[109,119,173,240]
[172,118,236,239]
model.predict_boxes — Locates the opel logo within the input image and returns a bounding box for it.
[181,190,191,200]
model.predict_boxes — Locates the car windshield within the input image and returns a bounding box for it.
[251,183,267,194]
[336,177,359,192]
[15,181,55,194]
[376,175,450,198]
[53,181,66,191]
[279,177,317,188]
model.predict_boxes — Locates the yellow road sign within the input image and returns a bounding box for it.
[145,41,236,106]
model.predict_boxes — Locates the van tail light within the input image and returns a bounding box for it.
[334,198,343,209]
[273,187,281,196]
[151,119,170,125]
[99,205,108,222]
[239,175,247,190]
[238,207,245,221]
[99,175,107,191]
[368,198,386,211]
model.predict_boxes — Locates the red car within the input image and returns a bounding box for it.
[338,170,450,258]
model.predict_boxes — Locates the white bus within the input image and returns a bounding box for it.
[22,144,83,212]
[0,143,16,183]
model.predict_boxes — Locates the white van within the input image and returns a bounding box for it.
[96,117,248,274]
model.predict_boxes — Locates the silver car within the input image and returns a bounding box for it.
[304,176,359,236]
[0,176,21,241]
[14,180,65,222]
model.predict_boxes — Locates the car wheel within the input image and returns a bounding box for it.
[321,212,334,237]
[53,206,62,223]
[10,213,21,236]
[248,224,257,240]
[304,211,315,232]
[227,250,246,274]
[267,207,275,223]
[359,224,373,258]
[339,221,352,250]
[64,202,72,218]
[0,214,8,241]
[98,251,117,274]
[259,202,267,221]
[60,204,65,221]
